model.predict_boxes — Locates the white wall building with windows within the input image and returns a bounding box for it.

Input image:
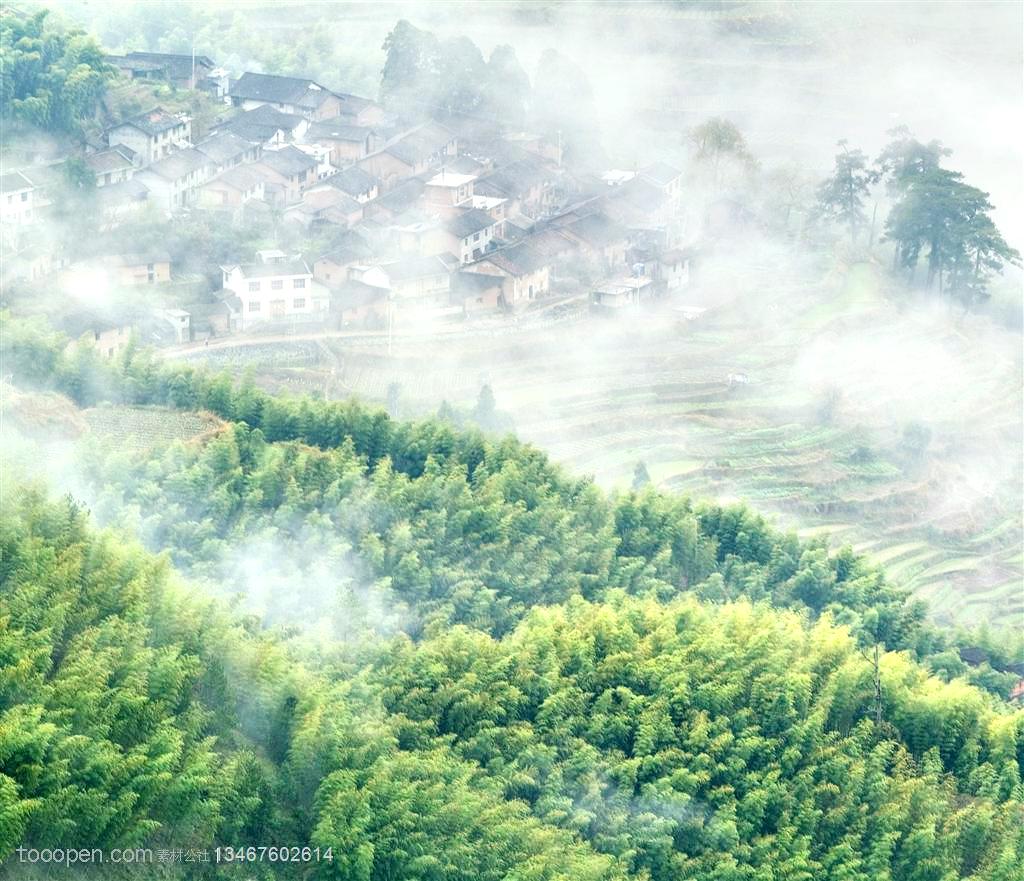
[221,253,329,329]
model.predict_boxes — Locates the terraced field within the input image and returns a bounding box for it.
[302,249,1022,627]
[83,405,223,451]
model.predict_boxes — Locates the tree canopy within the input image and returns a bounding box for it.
[0,9,112,132]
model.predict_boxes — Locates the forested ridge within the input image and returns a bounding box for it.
[2,317,1023,879]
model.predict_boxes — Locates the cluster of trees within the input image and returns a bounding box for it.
[3,491,1022,880]
[380,20,601,163]
[3,316,1024,881]
[0,9,112,133]
[816,129,1019,304]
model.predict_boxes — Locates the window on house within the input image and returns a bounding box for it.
[293,278,306,288]
[6,195,12,204]
[473,232,480,242]
[293,297,306,309]
[249,301,261,312]
[271,279,283,290]
[20,192,28,202]
[248,281,260,292]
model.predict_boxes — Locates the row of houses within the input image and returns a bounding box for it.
[6,56,695,345]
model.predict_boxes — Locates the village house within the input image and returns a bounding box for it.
[106,108,192,166]
[309,165,379,203]
[198,165,266,213]
[423,169,475,209]
[214,103,309,147]
[108,51,216,90]
[606,176,672,226]
[359,123,457,189]
[656,248,691,292]
[334,92,387,127]
[103,251,172,286]
[84,145,137,187]
[350,254,457,310]
[134,148,209,211]
[312,233,374,285]
[1,172,35,228]
[558,211,630,270]
[362,179,426,224]
[183,299,237,340]
[443,208,499,264]
[284,188,363,230]
[473,158,554,218]
[193,130,261,174]
[58,309,138,359]
[590,275,656,313]
[252,146,318,204]
[463,242,550,308]
[329,279,389,328]
[640,161,682,202]
[303,119,377,166]
[523,227,577,263]
[96,178,150,228]
[229,72,343,120]
[221,252,329,329]
[502,132,563,165]
[453,270,505,314]
[291,142,336,181]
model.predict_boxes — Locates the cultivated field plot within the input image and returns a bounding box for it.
[82,405,222,452]
[309,253,1022,628]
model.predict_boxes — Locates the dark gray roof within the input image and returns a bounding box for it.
[384,123,455,166]
[565,212,628,248]
[331,279,388,311]
[84,147,135,175]
[194,130,254,164]
[455,271,504,293]
[384,254,454,282]
[306,119,372,142]
[259,146,317,177]
[124,51,215,79]
[231,72,333,110]
[641,161,681,186]
[335,92,378,114]
[216,104,306,143]
[476,242,548,276]
[369,178,425,215]
[475,158,548,199]
[316,231,373,266]
[321,164,377,197]
[112,107,188,137]
[0,171,34,193]
[445,207,496,239]
[138,148,208,181]
[95,178,150,208]
[206,165,262,191]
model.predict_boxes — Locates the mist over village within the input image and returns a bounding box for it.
[1,2,1023,879]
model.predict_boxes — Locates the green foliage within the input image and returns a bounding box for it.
[3,318,1023,880]
[0,9,112,132]
[815,140,878,243]
[339,596,1024,881]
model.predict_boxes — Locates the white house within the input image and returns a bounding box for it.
[221,252,329,329]
[134,148,209,212]
[1,172,35,227]
[106,108,192,166]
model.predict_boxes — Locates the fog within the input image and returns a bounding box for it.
[7,0,1022,630]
